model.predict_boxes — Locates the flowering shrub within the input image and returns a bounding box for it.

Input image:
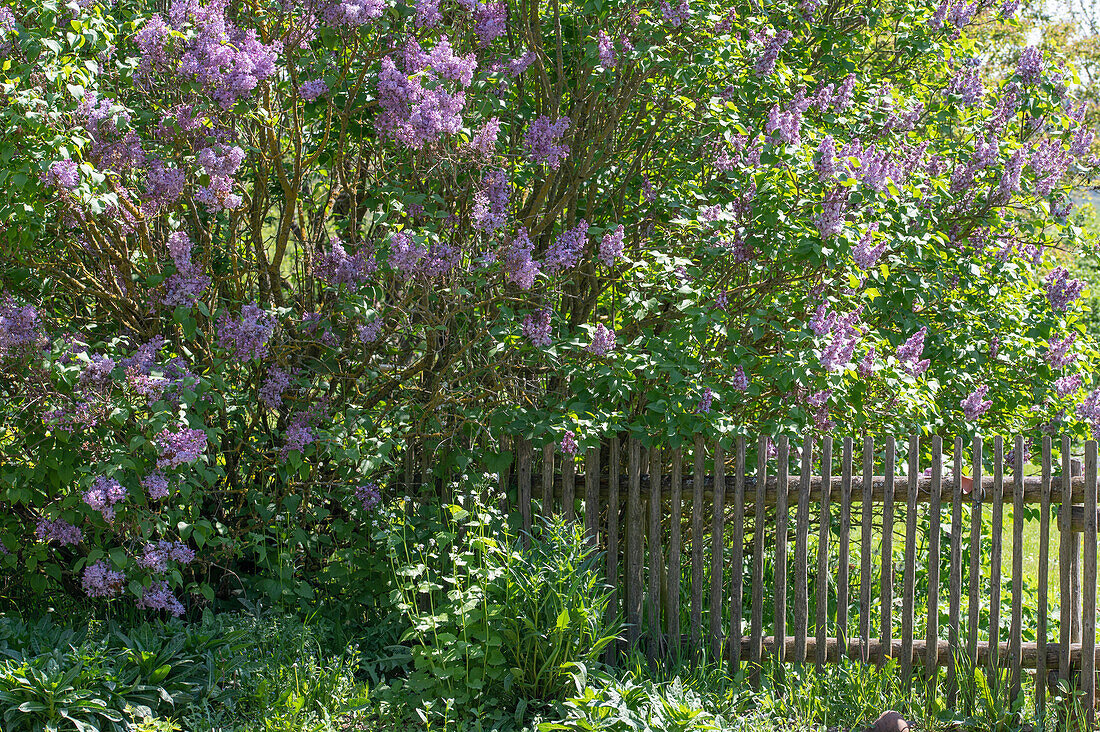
[0,0,1098,611]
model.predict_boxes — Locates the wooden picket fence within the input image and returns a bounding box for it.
[404,432,1100,723]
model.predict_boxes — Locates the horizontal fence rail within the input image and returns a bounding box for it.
[402,433,1100,726]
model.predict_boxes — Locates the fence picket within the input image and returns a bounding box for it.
[542,443,555,513]
[860,436,874,665]
[519,438,532,542]
[902,435,919,682]
[563,451,576,522]
[626,438,643,650]
[729,437,746,672]
[838,437,853,664]
[751,437,768,685]
[607,437,621,663]
[669,447,683,662]
[691,435,705,660]
[1010,434,1025,704]
[881,436,895,665]
[967,435,983,710]
[1083,439,1097,726]
[649,447,663,665]
[926,436,943,703]
[793,434,813,666]
[1037,436,1052,718]
[586,447,600,546]
[947,437,963,706]
[709,441,726,663]
[816,436,833,668]
[1060,435,1073,686]
[988,436,1003,688]
[774,436,789,670]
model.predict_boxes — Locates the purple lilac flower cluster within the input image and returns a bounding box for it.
[807,389,833,430]
[542,221,589,274]
[1054,374,1083,398]
[138,540,195,573]
[84,476,128,521]
[659,0,690,26]
[142,472,171,499]
[732,366,749,392]
[315,238,377,290]
[355,482,382,511]
[0,299,47,362]
[524,116,571,169]
[961,384,992,421]
[695,387,713,414]
[587,324,616,355]
[35,518,83,546]
[259,367,292,408]
[137,579,185,616]
[389,232,463,280]
[195,144,245,211]
[810,303,862,372]
[83,561,126,598]
[473,2,507,46]
[0,7,14,57]
[375,37,476,149]
[472,170,510,233]
[77,354,117,392]
[44,160,80,190]
[358,318,384,343]
[1045,267,1084,311]
[156,425,208,469]
[298,78,329,101]
[754,29,791,76]
[852,224,885,270]
[560,431,578,456]
[217,302,276,361]
[1046,333,1077,368]
[895,327,930,376]
[599,225,625,266]
[164,232,210,307]
[1016,46,1044,85]
[504,230,540,290]
[468,117,501,157]
[522,309,552,347]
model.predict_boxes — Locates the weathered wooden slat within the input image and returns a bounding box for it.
[729,437,746,673]
[901,435,919,683]
[793,434,813,666]
[816,436,834,669]
[669,447,683,662]
[881,436,895,665]
[927,436,944,701]
[774,436,789,670]
[606,436,621,663]
[988,437,1004,689]
[626,438,643,650]
[518,438,532,542]
[750,437,768,685]
[709,441,727,663]
[563,451,576,522]
[648,447,663,665]
[542,443,555,513]
[860,436,874,666]
[1009,435,1025,705]
[967,435,983,707]
[1037,436,1052,719]
[1061,435,1073,685]
[585,447,600,546]
[838,437,853,665]
[947,437,963,707]
[1083,439,1097,726]
[691,435,705,661]
[726,636,1100,670]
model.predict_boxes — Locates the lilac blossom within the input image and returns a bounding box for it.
[522,309,552,346]
[473,2,507,46]
[815,136,838,180]
[358,319,383,343]
[142,472,170,500]
[137,579,185,616]
[355,482,382,511]
[35,518,82,546]
[695,387,713,414]
[946,66,983,107]
[77,355,116,392]
[156,425,208,469]
[259,367,292,408]
[896,327,930,376]
[82,561,126,598]
[542,220,589,274]
[1055,374,1083,397]
[84,476,127,521]
[415,0,441,26]
[503,230,540,290]
[315,238,377,290]
[660,0,690,26]
[44,160,80,190]
[599,224,625,266]
[812,304,863,372]
[766,103,802,146]
[852,224,885,270]
[1016,46,1044,85]
[560,430,578,456]
[375,54,468,149]
[524,115,571,169]
[1046,333,1078,368]
[217,302,276,361]
[587,324,616,355]
[733,366,749,392]
[814,187,848,239]
[298,78,328,101]
[754,29,791,76]
[469,117,501,157]
[961,384,992,421]
[0,299,47,362]
[138,540,195,573]
[471,169,510,233]
[858,347,876,378]
[598,31,616,67]
[1045,267,1084,311]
